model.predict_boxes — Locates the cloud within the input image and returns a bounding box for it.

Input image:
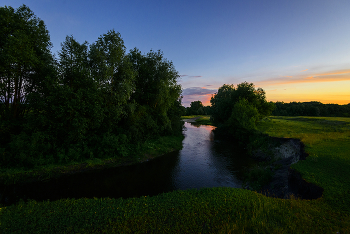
[180,75,202,78]
[258,69,350,86]
[300,69,308,72]
[182,87,217,96]
[181,87,218,107]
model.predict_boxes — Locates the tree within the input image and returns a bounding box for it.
[0,5,53,122]
[0,4,55,152]
[210,82,274,138]
[89,30,135,133]
[211,82,274,125]
[189,100,204,115]
[228,99,259,130]
[127,48,182,139]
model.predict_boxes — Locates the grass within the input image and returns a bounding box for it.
[181,115,213,125]
[1,188,349,233]
[0,135,185,185]
[257,116,350,213]
[1,116,350,233]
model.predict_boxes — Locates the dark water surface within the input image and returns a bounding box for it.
[1,122,256,206]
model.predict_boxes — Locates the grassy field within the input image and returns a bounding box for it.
[181,115,212,125]
[1,116,350,233]
[258,116,350,213]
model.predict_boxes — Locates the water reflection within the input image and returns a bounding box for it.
[0,122,255,206]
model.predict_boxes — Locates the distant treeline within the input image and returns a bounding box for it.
[0,5,183,169]
[272,101,350,117]
[184,100,350,118]
[183,101,211,116]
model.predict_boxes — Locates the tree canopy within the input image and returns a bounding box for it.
[0,4,54,121]
[210,82,275,138]
[272,101,350,117]
[0,5,183,169]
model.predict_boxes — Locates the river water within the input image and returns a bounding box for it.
[1,122,256,206]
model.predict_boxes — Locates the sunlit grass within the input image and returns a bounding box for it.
[180,115,199,119]
[181,115,212,125]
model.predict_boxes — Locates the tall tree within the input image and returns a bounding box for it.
[0,5,53,122]
[210,82,275,136]
[89,30,135,131]
[189,101,204,115]
[127,48,182,138]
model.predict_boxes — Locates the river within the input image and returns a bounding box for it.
[0,122,256,206]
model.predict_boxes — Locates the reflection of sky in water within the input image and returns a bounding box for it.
[1,122,255,206]
[173,122,242,190]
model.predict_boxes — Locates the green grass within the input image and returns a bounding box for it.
[1,116,350,233]
[1,188,349,233]
[181,115,213,125]
[257,116,350,213]
[195,115,212,125]
[181,115,199,119]
[0,135,185,185]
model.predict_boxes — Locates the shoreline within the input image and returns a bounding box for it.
[0,136,184,186]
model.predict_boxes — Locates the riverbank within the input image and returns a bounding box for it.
[0,135,184,186]
[1,116,350,233]
[247,136,324,199]
[181,115,212,125]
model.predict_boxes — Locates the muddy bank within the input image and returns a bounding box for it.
[251,137,324,199]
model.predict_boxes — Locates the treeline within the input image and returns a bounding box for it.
[183,101,211,116]
[272,101,350,117]
[0,5,183,169]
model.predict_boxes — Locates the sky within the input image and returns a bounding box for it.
[3,0,350,107]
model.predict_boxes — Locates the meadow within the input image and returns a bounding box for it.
[181,115,212,125]
[1,116,350,233]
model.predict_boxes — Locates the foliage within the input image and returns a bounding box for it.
[228,98,260,131]
[127,48,183,140]
[0,134,184,185]
[188,100,204,115]
[1,187,349,233]
[0,4,55,145]
[184,102,211,116]
[194,115,212,125]
[243,163,273,191]
[0,5,183,171]
[3,116,350,233]
[257,116,350,213]
[272,101,350,117]
[210,82,275,140]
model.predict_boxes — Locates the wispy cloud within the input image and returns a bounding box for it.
[182,87,217,96]
[180,75,202,78]
[258,69,350,86]
[300,69,308,72]
[181,87,217,107]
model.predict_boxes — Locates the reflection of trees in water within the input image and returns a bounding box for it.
[1,123,257,206]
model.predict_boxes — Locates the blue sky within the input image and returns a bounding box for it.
[3,0,350,106]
